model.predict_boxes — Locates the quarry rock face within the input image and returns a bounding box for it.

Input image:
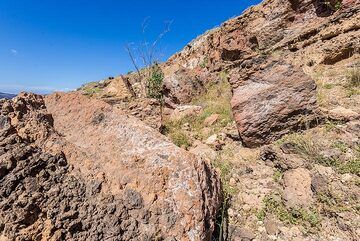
[161,0,360,147]
[0,93,221,240]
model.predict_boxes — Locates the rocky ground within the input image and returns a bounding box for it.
[1,0,360,240]
[78,1,359,240]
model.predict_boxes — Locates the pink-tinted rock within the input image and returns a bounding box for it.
[231,62,318,147]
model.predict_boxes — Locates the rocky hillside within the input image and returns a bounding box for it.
[1,0,360,240]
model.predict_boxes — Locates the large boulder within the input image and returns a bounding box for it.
[231,61,318,147]
[0,92,221,240]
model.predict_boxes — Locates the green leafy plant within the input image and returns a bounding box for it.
[334,1,342,11]
[146,65,164,99]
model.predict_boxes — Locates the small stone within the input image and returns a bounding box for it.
[329,107,359,122]
[283,168,314,208]
[238,227,255,240]
[169,105,202,121]
[228,208,235,217]
[205,134,218,146]
[264,218,279,235]
[189,143,217,161]
[229,178,237,186]
[203,114,220,126]
[311,174,328,194]
[340,173,353,183]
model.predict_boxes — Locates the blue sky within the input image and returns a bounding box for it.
[0,0,261,94]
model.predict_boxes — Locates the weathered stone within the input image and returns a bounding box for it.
[264,217,279,236]
[0,92,222,240]
[283,168,314,209]
[163,68,206,104]
[203,114,220,126]
[189,142,217,161]
[169,105,203,121]
[231,62,318,147]
[329,106,360,121]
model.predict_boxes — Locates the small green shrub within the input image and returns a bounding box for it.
[334,1,342,11]
[146,65,164,100]
[199,57,208,68]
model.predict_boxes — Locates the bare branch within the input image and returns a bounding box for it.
[124,44,142,79]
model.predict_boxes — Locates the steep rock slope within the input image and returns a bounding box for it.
[0,93,221,240]
[162,0,359,147]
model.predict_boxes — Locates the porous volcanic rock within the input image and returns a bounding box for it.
[0,92,221,240]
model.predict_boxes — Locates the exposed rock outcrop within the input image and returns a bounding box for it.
[161,0,360,147]
[0,93,221,240]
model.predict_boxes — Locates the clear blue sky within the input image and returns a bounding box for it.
[0,0,261,94]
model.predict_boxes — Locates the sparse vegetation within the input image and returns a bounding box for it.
[212,146,236,241]
[273,169,283,182]
[257,193,321,230]
[146,65,164,99]
[199,57,208,68]
[278,132,360,175]
[163,75,233,144]
[338,147,360,175]
[277,133,336,167]
[344,64,360,97]
[334,1,342,11]
[83,87,102,96]
[324,119,341,132]
[163,121,192,149]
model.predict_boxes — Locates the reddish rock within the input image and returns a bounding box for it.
[231,62,318,147]
[0,92,222,240]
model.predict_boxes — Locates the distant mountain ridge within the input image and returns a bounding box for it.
[0,92,16,99]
